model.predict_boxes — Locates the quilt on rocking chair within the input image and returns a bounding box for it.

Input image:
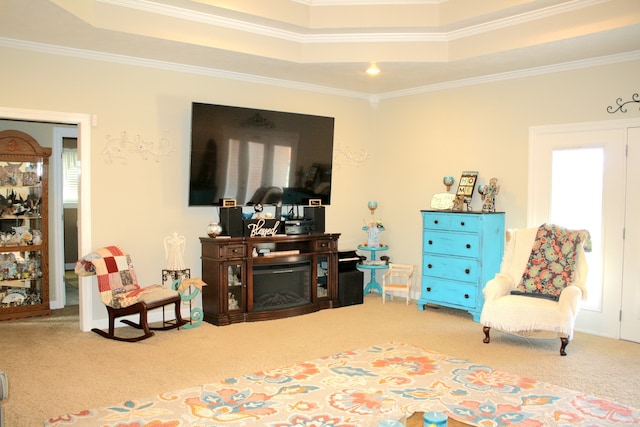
[75,245,167,309]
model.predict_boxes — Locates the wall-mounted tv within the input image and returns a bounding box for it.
[189,102,335,207]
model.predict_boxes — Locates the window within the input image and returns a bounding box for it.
[62,148,79,204]
[550,147,603,310]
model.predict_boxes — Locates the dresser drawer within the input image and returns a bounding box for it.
[423,254,478,283]
[423,212,480,232]
[423,231,480,258]
[447,214,480,232]
[218,244,247,259]
[421,279,478,308]
[422,213,451,230]
[313,238,337,252]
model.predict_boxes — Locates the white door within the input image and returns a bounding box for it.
[620,127,640,342]
[529,120,635,339]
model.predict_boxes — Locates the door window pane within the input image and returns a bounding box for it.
[550,148,603,311]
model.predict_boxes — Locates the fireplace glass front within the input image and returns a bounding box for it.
[252,260,312,312]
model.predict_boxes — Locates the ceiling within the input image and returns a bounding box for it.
[1,0,639,98]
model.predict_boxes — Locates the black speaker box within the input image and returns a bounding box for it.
[338,269,364,306]
[219,207,243,237]
[303,206,325,233]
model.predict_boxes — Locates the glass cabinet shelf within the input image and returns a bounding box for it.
[0,130,51,321]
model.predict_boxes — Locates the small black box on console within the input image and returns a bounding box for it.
[303,206,325,233]
[219,206,243,237]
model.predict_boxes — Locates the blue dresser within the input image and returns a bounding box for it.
[417,211,505,321]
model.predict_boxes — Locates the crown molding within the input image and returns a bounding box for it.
[1,37,638,104]
[97,0,608,43]
[376,50,640,101]
[98,0,308,42]
[0,37,370,100]
[447,0,608,41]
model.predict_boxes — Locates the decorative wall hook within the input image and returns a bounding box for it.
[607,93,639,114]
[104,131,173,164]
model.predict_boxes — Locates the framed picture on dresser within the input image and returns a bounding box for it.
[456,171,478,196]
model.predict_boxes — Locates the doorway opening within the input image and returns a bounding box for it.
[0,106,92,331]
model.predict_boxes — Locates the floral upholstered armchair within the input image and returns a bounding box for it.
[480,224,590,355]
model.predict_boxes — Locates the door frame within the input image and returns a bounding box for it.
[620,126,640,342]
[51,126,78,309]
[529,117,640,338]
[0,106,93,331]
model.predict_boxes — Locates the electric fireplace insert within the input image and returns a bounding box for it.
[252,260,312,312]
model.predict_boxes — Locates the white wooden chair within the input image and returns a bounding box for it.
[381,263,414,305]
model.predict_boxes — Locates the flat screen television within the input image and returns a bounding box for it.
[189,102,335,207]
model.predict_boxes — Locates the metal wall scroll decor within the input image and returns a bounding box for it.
[103,131,173,164]
[607,93,639,114]
[335,144,370,167]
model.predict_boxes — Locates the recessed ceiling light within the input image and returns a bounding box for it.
[366,63,380,76]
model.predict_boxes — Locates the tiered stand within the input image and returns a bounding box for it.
[357,226,389,294]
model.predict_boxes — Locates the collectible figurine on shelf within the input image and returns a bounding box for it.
[366,223,380,248]
[452,194,465,211]
[480,177,500,213]
[164,232,187,270]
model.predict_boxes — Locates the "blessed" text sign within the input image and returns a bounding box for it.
[244,218,281,237]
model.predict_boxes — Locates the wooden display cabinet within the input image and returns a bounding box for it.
[0,130,51,321]
[201,233,340,326]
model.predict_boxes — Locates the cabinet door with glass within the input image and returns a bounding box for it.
[0,130,51,321]
[316,255,329,299]
[225,262,245,317]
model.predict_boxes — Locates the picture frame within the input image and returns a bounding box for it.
[453,171,478,211]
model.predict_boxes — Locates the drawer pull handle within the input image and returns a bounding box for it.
[466,244,471,249]
[460,221,465,226]
[427,264,433,269]
[428,240,433,245]
[465,268,470,274]
[426,287,432,292]
[434,220,439,225]
[464,294,470,299]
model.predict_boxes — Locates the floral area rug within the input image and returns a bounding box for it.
[45,342,639,426]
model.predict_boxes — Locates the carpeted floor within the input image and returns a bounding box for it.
[1,294,639,426]
[43,341,640,426]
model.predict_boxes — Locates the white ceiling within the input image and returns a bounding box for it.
[1,0,639,98]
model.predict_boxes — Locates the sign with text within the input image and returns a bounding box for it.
[243,218,282,237]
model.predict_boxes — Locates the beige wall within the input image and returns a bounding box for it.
[1,44,639,326]
[373,61,640,270]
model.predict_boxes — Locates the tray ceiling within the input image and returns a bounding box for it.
[1,0,639,97]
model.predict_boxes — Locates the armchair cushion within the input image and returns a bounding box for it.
[482,284,583,337]
[513,224,591,300]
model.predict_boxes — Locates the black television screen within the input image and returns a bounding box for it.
[189,102,335,207]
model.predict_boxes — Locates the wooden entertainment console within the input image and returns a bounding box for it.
[200,233,340,326]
